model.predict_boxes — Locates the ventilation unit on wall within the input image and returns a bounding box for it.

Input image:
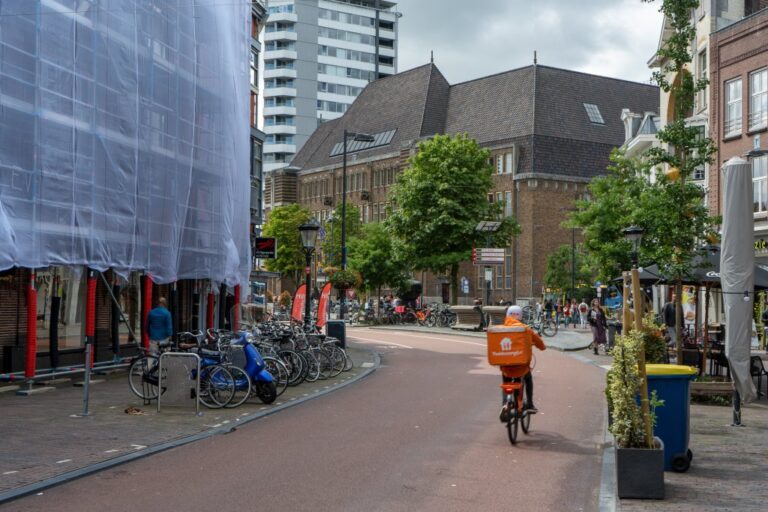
[323,196,334,206]
[361,190,370,201]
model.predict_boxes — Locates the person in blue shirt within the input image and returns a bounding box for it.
[147,297,173,352]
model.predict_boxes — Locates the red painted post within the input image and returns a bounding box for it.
[86,270,97,368]
[233,285,241,331]
[206,292,215,329]
[142,275,153,351]
[24,271,37,380]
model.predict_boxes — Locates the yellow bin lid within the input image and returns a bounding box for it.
[646,364,698,376]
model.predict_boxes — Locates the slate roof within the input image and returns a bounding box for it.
[290,63,658,173]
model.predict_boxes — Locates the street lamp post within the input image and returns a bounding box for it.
[299,220,320,329]
[340,129,374,320]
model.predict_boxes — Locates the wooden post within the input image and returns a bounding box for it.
[632,266,654,449]
[622,272,631,329]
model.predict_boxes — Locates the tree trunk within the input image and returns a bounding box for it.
[450,263,459,306]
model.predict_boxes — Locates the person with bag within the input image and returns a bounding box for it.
[587,298,607,355]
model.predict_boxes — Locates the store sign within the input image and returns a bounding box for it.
[755,238,768,252]
[253,237,277,259]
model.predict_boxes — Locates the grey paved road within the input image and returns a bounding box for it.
[5,328,606,512]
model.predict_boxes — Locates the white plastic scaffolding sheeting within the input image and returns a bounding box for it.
[0,0,251,286]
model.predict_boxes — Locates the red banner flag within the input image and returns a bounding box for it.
[291,284,306,322]
[316,282,332,328]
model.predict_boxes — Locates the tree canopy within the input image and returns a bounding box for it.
[348,222,409,300]
[320,204,362,269]
[261,204,312,288]
[387,133,519,303]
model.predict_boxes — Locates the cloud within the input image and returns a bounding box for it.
[395,0,663,84]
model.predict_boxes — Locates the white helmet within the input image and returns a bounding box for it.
[506,305,523,318]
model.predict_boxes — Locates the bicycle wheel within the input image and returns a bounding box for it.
[541,320,558,337]
[302,351,321,382]
[342,348,354,371]
[224,366,251,408]
[521,381,531,434]
[506,393,519,445]
[326,346,345,377]
[263,356,289,397]
[199,365,235,409]
[315,351,333,380]
[128,356,160,400]
[279,349,305,386]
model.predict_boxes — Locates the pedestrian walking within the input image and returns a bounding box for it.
[147,297,173,354]
[578,299,589,329]
[555,299,563,327]
[563,301,572,328]
[570,298,579,328]
[587,298,607,355]
[544,299,553,320]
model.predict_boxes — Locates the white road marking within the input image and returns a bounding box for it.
[351,332,484,348]
[350,335,413,348]
[360,362,374,368]
[3,471,19,475]
[131,444,146,450]
[56,459,72,464]
[104,449,118,454]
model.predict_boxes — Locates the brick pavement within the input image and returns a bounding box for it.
[0,345,375,499]
[575,346,768,511]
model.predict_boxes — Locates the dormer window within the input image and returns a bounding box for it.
[583,103,605,125]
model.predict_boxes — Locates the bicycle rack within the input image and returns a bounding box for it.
[157,352,201,415]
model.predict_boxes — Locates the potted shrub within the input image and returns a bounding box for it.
[325,267,361,290]
[608,330,665,500]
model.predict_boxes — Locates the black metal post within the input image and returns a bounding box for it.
[340,129,348,320]
[304,249,313,328]
[571,227,576,300]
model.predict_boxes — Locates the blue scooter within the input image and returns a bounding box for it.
[232,332,277,404]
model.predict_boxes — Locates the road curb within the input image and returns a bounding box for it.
[0,348,381,506]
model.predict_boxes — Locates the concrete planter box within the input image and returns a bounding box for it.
[616,439,665,500]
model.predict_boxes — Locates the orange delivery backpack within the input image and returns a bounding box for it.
[486,325,533,367]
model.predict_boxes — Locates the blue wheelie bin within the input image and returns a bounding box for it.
[645,364,698,472]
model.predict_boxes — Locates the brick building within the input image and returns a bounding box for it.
[709,6,768,264]
[266,63,657,304]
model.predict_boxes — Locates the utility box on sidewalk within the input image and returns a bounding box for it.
[646,364,698,472]
[326,320,346,348]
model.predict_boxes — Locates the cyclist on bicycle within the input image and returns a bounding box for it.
[499,305,546,421]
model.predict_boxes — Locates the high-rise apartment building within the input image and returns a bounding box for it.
[263,0,399,173]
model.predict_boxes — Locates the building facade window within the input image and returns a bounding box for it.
[725,78,742,137]
[697,48,707,111]
[504,191,513,217]
[505,152,513,174]
[754,155,768,214]
[317,63,375,81]
[749,69,767,132]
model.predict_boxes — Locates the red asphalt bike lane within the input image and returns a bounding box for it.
[4,328,606,512]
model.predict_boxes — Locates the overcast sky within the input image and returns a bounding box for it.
[393,0,665,85]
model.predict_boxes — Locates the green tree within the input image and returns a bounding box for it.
[543,244,594,297]
[571,150,653,282]
[643,0,719,362]
[348,222,409,311]
[320,204,362,269]
[261,204,312,289]
[387,133,520,304]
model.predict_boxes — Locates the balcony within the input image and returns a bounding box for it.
[264,30,297,42]
[264,87,297,98]
[264,49,297,61]
[265,68,297,79]
[263,124,297,135]
[378,46,395,58]
[264,105,297,117]
[267,12,297,23]
[265,143,297,154]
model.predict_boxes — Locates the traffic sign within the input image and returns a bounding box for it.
[461,277,469,294]
[473,247,505,265]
